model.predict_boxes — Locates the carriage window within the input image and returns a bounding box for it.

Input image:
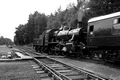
[113,18,120,35]
[113,18,120,24]
[89,25,94,35]
[89,25,94,32]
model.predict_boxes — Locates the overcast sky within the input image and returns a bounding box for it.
[0,0,77,41]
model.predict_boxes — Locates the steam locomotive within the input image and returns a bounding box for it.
[33,11,120,62]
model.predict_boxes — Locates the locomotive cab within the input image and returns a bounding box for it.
[33,35,43,52]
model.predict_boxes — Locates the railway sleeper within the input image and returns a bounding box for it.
[29,60,64,80]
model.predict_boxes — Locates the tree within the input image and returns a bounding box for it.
[14,11,48,45]
[0,36,13,45]
[86,0,120,18]
[14,0,120,45]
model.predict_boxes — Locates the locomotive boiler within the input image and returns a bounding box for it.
[53,26,86,57]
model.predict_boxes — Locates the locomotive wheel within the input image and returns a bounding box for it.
[48,51,51,55]
[88,51,94,59]
[37,47,40,52]
[48,47,55,55]
[61,51,69,57]
[61,51,66,56]
[38,47,41,53]
[35,46,39,52]
[48,50,54,55]
[41,47,45,53]
[34,47,37,52]
[101,52,106,61]
[54,44,62,55]
[97,52,103,60]
[54,50,59,55]
[88,51,105,60]
[75,51,83,59]
[90,51,98,59]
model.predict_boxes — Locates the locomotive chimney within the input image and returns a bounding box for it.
[77,7,84,28]
[77,0,90,28]
[77,0,84,28]
[77,22,82,28]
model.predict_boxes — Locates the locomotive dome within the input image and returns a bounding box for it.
[88,11,120,23]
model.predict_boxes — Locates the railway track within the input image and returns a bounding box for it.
[29,59,63,80]
[33,56,112,80]
[17,46,47,57]
[17,46,112,80]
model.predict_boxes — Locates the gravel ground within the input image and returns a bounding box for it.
[0,61,41,80]
[52,57,120,80]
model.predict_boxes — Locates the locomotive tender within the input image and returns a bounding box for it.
[33,11,120,62]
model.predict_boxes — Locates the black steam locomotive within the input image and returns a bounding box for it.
[33,12,120,62]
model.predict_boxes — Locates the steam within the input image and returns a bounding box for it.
[77,0,90,22]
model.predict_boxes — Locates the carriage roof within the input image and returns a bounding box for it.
[88,11,120,23]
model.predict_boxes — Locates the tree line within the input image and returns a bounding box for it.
[0,36,13,45]
[14,0,120,45]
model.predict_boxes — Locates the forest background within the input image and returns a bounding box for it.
[14,0,120,45]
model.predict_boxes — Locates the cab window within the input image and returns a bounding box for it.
[112,18,120,35]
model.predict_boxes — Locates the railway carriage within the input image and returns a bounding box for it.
[87,11,120,61]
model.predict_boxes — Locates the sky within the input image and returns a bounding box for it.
[0,0,77,41]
